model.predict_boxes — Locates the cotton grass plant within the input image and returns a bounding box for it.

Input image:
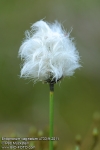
[18,20,81,150]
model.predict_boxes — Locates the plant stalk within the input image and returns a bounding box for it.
[49,83,54,150]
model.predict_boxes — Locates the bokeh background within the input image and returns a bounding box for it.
[0,0,100,149]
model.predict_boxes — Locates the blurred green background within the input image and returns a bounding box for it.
[0,0,100,149]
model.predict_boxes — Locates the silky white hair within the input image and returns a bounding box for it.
[19,20,81,82]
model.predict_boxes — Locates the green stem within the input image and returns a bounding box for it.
[49,83,54,150]
[90,137,98,150]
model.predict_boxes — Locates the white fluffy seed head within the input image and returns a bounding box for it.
[18,20,81,83]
